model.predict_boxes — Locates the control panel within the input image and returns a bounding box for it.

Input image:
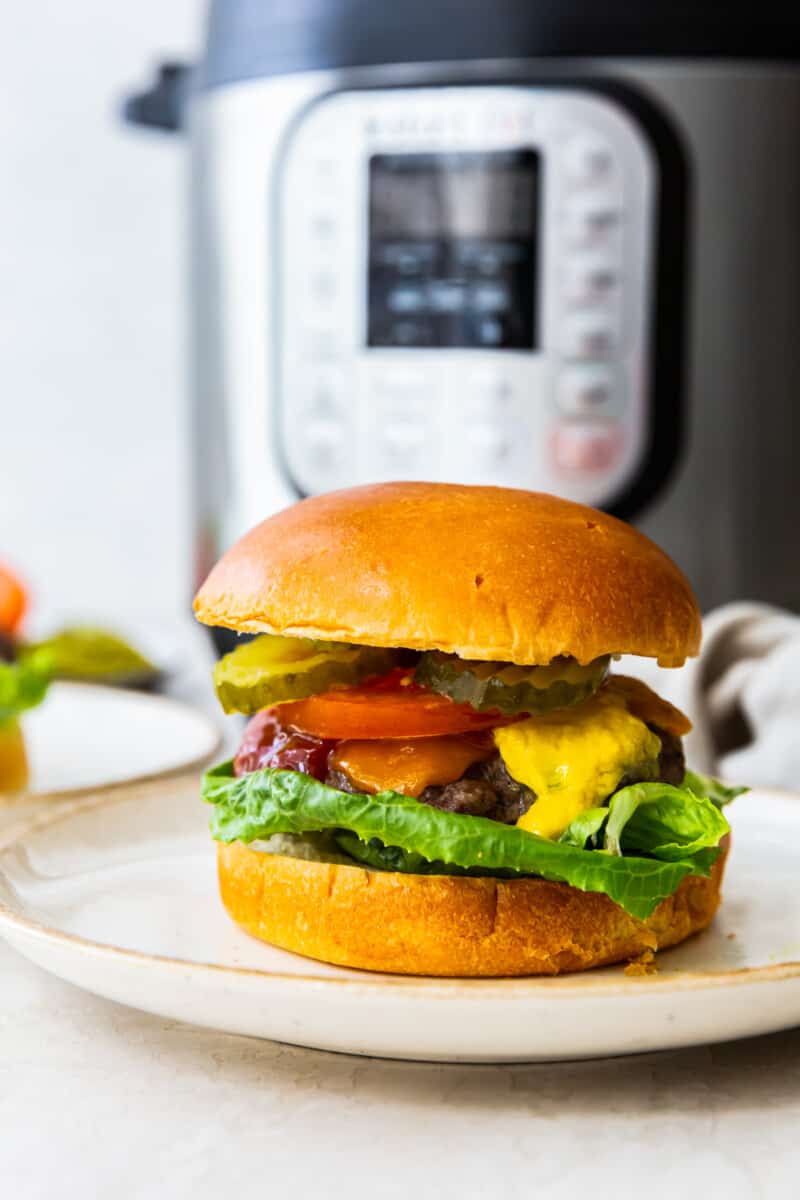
[276,86,655,506]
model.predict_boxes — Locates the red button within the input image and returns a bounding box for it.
[551,423,624,472]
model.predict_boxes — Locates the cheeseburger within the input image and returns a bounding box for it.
[195,483,742,977]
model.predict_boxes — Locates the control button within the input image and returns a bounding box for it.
[561,314,616,360]
[471,282,511,312]
[457,243,523,272]
[469,372,513,415]
[564,137,614,184]
[301,326,346,357]
[551,422,624,473]
[308,271,338,303]
[429,282,467,313]
[309,212,337,241]
[374,368,427,399]
[379,244,436,274]
[387,285,426,313]
[563,258,619,305]
[312,156,338,179]
[376,418,426,472]
[307,418,342,445]
[476,249,503,275]
[387,319,432,346]
[303,368,347,422]
[475,316,504,347]
[373,370,431,429]
[305,420,345,470]
[558,366,620,416]
[563,201,620,249]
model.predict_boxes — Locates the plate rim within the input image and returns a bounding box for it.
[1,779,799,999]
[0,682,223,804]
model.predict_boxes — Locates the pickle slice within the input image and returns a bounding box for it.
[414,652,610,716]
[213,635,397,715]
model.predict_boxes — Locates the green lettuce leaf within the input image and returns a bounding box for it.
[683,769,748,808]
[334,833,532,877]
[559,779,731,862]
[0,651,51,725]
[335,835,446,875]
[202,762,722,921]
[604,782,730,859]
[558,807,608,849]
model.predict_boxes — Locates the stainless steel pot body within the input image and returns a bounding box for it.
[190,60,800,611]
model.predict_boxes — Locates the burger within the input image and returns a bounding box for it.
[194,483,742,977]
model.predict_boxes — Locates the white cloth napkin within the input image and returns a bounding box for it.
[619,602,800,790]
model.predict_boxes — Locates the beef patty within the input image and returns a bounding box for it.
[325,722,685,826]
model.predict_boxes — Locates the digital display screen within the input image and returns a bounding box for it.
[370,151,537,240]
[367,150,539,350]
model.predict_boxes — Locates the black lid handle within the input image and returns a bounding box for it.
[122,62,191,133]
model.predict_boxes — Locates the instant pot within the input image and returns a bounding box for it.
[127,2,800,613]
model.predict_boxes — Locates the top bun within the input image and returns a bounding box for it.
[194,483,701,667]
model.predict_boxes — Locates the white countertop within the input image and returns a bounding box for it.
[3,931,799,1198]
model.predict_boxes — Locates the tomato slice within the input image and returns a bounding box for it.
[278,669,514,739]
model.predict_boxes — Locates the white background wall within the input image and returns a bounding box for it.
[0,1,203,626]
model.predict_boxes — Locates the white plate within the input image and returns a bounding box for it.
[0,775,798,1063]
[1,683,221,804]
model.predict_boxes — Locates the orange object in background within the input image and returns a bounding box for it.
[0,563,28,635]
[0,720,29,793]
[330,733,494,797]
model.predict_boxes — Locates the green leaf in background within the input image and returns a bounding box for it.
[202,762,722,922]
[0,650,51,725]
[22,627,157,686]
[683,769,748,808]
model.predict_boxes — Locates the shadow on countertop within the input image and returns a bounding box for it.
[190,1023,800,1117]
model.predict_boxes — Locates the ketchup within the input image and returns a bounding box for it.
[233,708,334,780]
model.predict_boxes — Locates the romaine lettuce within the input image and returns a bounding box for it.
[558,780,731,863]
[202,762,730,921]
[683,769,747,808]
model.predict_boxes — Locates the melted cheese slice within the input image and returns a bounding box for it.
[330,735,494,797]
[604,674,692,737]
[494,686,662,839]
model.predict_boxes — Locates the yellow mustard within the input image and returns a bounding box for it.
[494,690,661,839]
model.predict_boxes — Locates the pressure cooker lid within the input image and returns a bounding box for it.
[201,0,800,87]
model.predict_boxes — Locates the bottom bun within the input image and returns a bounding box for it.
[217,838,729,977]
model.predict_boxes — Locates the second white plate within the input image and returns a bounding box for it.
[0,775,798,1063]
[2,682,221,803]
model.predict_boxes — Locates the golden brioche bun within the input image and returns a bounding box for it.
[217,838,728,977]
[194,483,700,667]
